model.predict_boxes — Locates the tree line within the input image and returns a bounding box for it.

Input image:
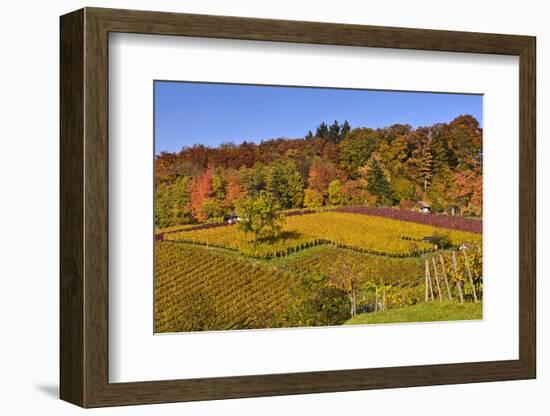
[156,115,482,228]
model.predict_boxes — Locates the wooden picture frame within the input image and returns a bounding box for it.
[60,7,536,408]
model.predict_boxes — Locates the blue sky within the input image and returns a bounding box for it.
[155,81,482,154]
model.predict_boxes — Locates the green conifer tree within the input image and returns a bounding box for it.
[366,159,391,205]
[315,122,329,139]
[328,120,341,143]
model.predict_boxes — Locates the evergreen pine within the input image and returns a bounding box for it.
[329,120,341,142]
[366,159,391,205]
[315,122,329,139]
[340,120,351,141]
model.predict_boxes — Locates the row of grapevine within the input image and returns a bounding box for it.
[423,247,483,304]
[156,209,319,241]
[285,247,423,285]
[157,206,481,240]
[282,246,426,312]
[332,206,482,233]
[166,237,439,260]
[165,212,481,258]
[154,242,298,333]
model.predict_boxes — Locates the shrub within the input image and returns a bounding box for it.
[277,274,351,327]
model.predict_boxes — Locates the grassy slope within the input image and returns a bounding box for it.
[345,301,482,325]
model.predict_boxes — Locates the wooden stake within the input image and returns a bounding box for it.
[456,281,465,304]
[462,248,478,303]
[439,255,453,301]
[426,260,434,301]
[432,257,443,302]
[452,251,464,304]
[424,262,429,302]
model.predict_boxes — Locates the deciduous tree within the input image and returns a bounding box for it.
[307,158,343,199]
[189,166,214,222]
[303,188,324,208]
[339,128,378,177]
[267,161,304,209]
[328,179,344,206]
[236,191,285,247]
[155,175,192,227]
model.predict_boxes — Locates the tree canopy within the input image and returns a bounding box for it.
[155,115,482,227]
[235,191,285,247]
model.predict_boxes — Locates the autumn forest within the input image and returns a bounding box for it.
[156,115,482,228]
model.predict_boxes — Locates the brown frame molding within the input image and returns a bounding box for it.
[60,7,536,408]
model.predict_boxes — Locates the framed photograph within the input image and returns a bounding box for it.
[60,7,536,408]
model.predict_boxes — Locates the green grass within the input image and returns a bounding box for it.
[344,301,482,325]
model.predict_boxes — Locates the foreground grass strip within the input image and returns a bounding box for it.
[344,301,482,325]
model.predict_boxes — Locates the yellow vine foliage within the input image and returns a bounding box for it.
[155,243,297,332]
[165,212,481,259]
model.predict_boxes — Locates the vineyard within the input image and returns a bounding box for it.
[283,246,424,285]
[164,212,481,259]
[331,206,482,234]
[156,212,482,331]
[155,205,483,332]
[155,233,482,332]
[155,242,297,332]
[283,246,426,310]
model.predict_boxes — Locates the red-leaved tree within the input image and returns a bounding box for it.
[190,166,214,222]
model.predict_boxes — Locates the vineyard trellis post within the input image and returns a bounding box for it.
[452,251,464,304]
[431,257,442,302]
[351,287,357,317]
[425,261,429,302]
[439,254,453,301]
[425,260,434,301]
[462,248,478,303]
